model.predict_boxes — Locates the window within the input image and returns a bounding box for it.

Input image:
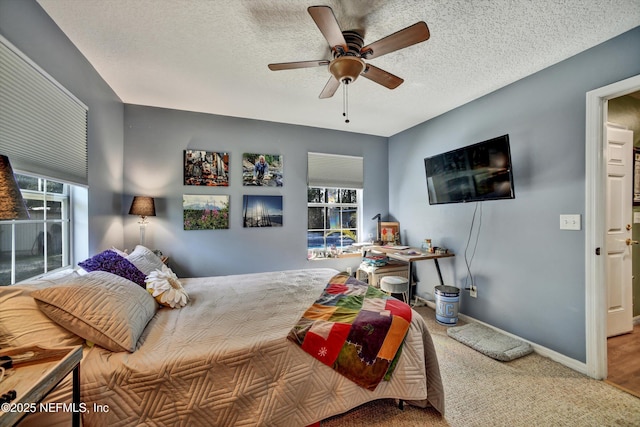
[306,152,364,258]
[0,173,71,285]
[307,187,361,256]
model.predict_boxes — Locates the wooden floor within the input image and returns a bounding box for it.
[606,323,640,398]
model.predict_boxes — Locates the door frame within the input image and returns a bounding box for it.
[585,73,640,379]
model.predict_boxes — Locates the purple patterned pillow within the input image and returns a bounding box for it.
[78,250,146,288]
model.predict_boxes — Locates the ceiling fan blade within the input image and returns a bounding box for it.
[360,22,430,60]
[308,6,347,52]
[319,76,340,99]
[268,60,329,71]
[361,64,403,89]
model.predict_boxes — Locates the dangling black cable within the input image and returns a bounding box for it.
[464,202,483,291]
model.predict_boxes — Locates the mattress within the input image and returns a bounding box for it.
[22,268,444,426]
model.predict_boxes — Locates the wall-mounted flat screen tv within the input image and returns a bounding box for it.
[424,134,515,205]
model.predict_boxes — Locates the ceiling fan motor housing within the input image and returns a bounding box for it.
[330,30,366,83]
[340,30,365,56]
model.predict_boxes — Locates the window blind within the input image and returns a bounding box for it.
[0,36,88,186]
[307,152,364,189]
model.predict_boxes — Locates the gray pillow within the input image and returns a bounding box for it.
[32,271,157,352]
[126,245,165,275]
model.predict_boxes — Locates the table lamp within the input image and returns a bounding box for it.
[129,196,156,246]
[0,155,30,220]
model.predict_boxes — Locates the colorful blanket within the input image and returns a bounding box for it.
[288,272,412,391]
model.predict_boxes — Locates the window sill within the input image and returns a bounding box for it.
[308,252,361,260]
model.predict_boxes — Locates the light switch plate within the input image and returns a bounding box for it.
[560,214,581,230]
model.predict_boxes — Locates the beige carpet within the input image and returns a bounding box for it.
[322,306,640,427]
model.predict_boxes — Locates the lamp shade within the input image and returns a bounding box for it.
[0,155,29,220]
[129,196,156,217]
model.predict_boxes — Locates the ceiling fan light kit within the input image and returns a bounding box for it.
[268,5,430,123]
[329,56,365,83]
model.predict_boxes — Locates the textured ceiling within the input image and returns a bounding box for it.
[37,0,640,137]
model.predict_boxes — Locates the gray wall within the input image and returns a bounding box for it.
[389,26,640,362]
[0,0,125,259]
[123,105,388,277]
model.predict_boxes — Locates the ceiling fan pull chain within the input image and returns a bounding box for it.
[343,80,350,124]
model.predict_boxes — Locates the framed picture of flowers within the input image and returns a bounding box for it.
[183,194,229,230]
[184,150,229,186]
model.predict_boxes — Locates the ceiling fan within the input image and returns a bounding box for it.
[268,5,430,104]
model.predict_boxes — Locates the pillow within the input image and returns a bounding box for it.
[32,271,157,352]
[0,270,84,348]
[109,246,129,257]
[126,245,165,275]
[145,265,189,308]
[78,249,146,287]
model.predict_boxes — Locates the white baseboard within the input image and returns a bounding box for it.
[420,300,588,375]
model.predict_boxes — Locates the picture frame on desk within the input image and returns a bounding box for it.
[380,221,400,245]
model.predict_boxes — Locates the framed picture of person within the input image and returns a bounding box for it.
[242,153,283,187]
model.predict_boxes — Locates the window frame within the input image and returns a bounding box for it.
[0,173,72,285]
[307,186,362,257]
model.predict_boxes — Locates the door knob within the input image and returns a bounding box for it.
[625,238,639,246]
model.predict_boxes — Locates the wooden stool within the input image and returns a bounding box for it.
[380,275,409,304]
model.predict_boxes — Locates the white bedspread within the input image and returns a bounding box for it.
[44,268,443,426]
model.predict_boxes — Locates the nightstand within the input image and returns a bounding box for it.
[0,345,82,427]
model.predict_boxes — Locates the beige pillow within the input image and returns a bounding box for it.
[0,270,84,348]
[126,245,165,275]
[32,271,157,352]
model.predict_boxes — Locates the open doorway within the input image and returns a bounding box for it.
[605,92,640,396]
[585,74,640,385]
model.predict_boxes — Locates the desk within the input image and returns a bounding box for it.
[365,246,455,302]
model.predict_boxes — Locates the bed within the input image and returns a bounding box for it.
[1,249,444,426]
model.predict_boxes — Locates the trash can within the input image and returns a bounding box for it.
[434,285,460,326]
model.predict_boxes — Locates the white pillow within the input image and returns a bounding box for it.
[32,271,157,352]
[126,245,165,275]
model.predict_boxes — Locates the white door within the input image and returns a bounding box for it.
[605,125,634,337]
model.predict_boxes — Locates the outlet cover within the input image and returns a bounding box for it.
[560,214,581,230]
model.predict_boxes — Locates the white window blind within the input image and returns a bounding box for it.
[0,36,88,186]
[307,152,363,189]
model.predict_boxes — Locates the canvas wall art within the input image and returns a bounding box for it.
[183,195,229,230]
[242,153,283,187]
[242,195,283,227]
[184,150,229,186]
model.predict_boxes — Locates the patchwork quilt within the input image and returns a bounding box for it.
[288,272,412,391]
